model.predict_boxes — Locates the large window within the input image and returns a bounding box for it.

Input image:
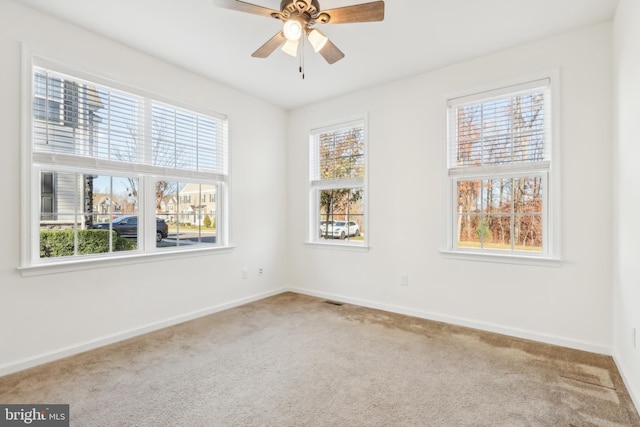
[309,119,367,246]
[24,63,228,268]
[446,77,556,258]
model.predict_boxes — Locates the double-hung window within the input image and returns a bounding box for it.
[24,62,228,269]
[309,119,367,246]
[446,77,557,258]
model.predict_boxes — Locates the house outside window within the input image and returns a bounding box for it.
[168,183,217,227]
[33,74,62,123]
[445,76,558,259]
[309,118,367,246]
[24,61,228,269]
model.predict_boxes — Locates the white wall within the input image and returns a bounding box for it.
[0,1,288,374]
[613,0,640,409]
[288,24,614,354]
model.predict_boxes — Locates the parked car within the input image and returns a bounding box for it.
[319,220,332,236]
[320,220,360,239]
[91,215,168,242]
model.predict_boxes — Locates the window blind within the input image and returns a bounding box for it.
[152,101,228,176]
[448,82,550,171]
[33,67,141,162]
[310,123,365,182]
[33,67,228,179]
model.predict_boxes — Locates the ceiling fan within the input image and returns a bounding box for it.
[213,0,385,64]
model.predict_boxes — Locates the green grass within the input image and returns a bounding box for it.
[458,240,542,252]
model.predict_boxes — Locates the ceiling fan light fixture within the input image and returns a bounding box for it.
[281,39,299,57]
[307,28,328,53]
[283,19,303,41]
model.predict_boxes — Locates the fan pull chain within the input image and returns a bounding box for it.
[299,35,305,79]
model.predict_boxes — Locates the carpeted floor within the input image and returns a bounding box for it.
[1,292,639,426]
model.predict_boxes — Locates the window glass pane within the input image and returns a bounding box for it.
[457,179,482,215]
[316,126,365,180]
[152,103,223,173]
[485,214,512,249]
[513,177,543,214]
[34,74,62,99]
[486,178,513,210]
[91,175,139,219]
[38,172,139,259]
[514,215,543,251]
[456,212,482,248]
[87,175,139,253]
[456,176,543,252]
[513,177,543,252]
[318,188,364,241]
[34,69,139,161]
[456,179,484,248]
[96,89,139,162]
[34,98,61,122]
[156,182,217,248]
[452,90,547,168]
[103,214,139,246]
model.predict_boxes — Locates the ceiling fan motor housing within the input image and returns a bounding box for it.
[276,0,325,23]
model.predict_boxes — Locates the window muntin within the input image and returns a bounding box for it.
[447,79,553,257]
[309,119,367,245]
[27,64,228,267]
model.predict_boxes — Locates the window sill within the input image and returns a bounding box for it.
[305,241,370,252]
[18,246,235,277]
[439,249,562,267]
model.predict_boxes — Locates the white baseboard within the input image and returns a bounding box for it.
[0,286,613,378]
[612,353,640,416]
[0,287,287,377]
[288,287,611,355]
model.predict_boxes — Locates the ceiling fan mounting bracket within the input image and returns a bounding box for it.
[272,0,328,23]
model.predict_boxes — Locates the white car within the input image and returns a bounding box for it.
[320,220,360,239]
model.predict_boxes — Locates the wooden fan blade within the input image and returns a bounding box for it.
[212,0,279,18]
[318,39,345,64]
[252,31,286,58]
[320,1,384,24]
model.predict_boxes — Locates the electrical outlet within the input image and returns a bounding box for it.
[401,274,409,286]
[242,268,248,279]
[258,267,264,276]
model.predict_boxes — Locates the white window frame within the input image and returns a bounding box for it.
[442,73,561,265]
[307,117,368,248]
[20,56,231,275]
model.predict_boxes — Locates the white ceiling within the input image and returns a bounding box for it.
[15,0,618,109]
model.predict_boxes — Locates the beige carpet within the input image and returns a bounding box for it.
[1,292,638,426]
